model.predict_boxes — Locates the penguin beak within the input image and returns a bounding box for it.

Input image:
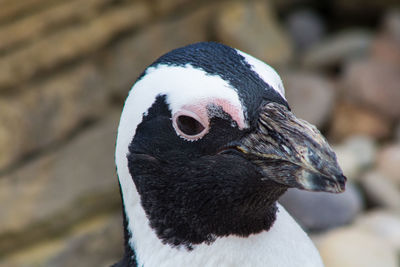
[235,102,346,193]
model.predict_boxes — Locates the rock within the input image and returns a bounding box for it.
[372,10,400,65]
[0,99,26,170]
[382,10,400,42]
[101,3,217,99]
[332,0,399,17]
[282,72,335,128]
[0,1,151,91]
[355,210,400,250]
[215,1,292,66]
[45,214,123,267]
[269,0,310,12]
[286,9,325,52]
[280,182,363,231]
[0,0,50,23]
[0,213,123,267]
[302,30,372,70]
[0,1,216,170]
[329,101,391,141]
[341,59,400,120]
[152,0,199,15]
[0,111,121,256]
[0,1,153,169]
[318,226,398,267]
[377,144,400,186]
[0,63,108,170]
[359,170,400,211]
[0,0,117,53]
[395,123,400,141]
[333,136,377,181]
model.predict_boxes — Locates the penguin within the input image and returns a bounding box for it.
[113,42,346,267]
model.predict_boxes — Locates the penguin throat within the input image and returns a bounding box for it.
[126,160,288,249]
[123,191,285,253]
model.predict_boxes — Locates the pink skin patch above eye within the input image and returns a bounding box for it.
[211,98,246,129]
[173,98,246,140]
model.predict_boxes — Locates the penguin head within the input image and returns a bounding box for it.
[115,42,346,249]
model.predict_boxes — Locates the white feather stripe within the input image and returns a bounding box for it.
[236,50,286,99]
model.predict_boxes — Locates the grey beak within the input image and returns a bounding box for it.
[238,102,346,193]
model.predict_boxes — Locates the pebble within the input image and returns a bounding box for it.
[329,101,391,141]
[0,112,121,255]
[215,0,292,66]
[318,226,398,267]
[302,30,372,70]
[341,59,400,120]
[286,9,325,52]
[45,214,123,267]
[355,210,400,250]
[372,10,400,65]
[282,71,335,128]
[396,123,400,141]
[279,182,363,231]
[360,170,400,211]
[377,143,400,186]
[333,135,377,181]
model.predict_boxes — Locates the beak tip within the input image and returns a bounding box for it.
[337,174,347,192]
[301,170,347,193]
[326,173,346,193]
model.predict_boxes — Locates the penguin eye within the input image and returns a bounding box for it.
[177,115,205,136]
[172,111,209,141]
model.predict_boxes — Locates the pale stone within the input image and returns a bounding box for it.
[355,210,400,250]
[377,143,400,186]
[342,59,400,119]
[360,170,400,211]
[302,30,372,70]
[372,10,400,65]
[330,101,391,141]
[333,136,377,181]
[282,71,336,128]
[318,227,398,267]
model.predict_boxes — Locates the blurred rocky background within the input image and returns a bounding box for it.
[0,0,399,266]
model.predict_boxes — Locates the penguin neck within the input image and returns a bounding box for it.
[120,190,323,267]
[118,181,286,266]
[127,179,287,249]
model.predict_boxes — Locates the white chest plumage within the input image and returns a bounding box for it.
[127,197,324,267]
